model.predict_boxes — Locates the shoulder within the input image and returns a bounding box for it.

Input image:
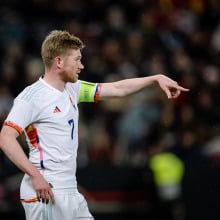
[16,80,45,103]
[66,80,81,89]
[66,80,81,93]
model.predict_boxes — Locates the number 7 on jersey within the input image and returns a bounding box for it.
[68,119,74,140]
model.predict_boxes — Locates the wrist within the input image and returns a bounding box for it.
[28,166,41,179]
[150,74,163,84]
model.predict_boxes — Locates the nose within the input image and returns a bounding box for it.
[79,62,84,69]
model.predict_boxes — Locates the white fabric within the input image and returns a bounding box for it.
[5,78,96,199]
[22,190,94,220]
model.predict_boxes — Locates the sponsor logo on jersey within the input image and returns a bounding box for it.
[53,106,61,113]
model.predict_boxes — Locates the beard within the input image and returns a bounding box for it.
[61,70,78,83]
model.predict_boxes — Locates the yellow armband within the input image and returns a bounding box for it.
[79,81,101,103]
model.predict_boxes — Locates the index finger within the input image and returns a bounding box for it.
[176,85,190,91]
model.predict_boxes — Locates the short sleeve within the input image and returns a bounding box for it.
[4,99,35,134]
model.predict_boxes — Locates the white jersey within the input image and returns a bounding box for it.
[4,77,101,200]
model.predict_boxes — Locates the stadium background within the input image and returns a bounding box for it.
[0,0,220,219]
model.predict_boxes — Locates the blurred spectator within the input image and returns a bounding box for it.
[0,84,13,126]
[24,57,44,84]
[1,0,220,219]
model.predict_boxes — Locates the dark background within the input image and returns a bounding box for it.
[1,0,220,219]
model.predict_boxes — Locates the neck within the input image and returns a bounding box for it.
[43,71,65,91]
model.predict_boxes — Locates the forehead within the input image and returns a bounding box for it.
[67,49,82,58]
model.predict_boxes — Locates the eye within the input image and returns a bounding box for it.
[75,57,81,62]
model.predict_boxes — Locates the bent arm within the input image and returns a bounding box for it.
[0,125,55,203]
[0,125,39,176]
[99,74,189,100]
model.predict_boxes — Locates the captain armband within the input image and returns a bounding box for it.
[79,81,101,103]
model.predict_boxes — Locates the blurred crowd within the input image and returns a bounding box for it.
[0,0,220,217]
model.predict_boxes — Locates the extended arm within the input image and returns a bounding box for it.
[99,74,189,100]
[0,126,55,203]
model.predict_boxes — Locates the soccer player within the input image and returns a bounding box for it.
[0,30,189,220]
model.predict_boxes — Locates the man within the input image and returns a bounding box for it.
[0,30,189,220]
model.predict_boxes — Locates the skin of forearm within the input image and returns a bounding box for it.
[114,75,159,96]
[101,75,160,99]
[0,129,55,203]
[0,134,40,179]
